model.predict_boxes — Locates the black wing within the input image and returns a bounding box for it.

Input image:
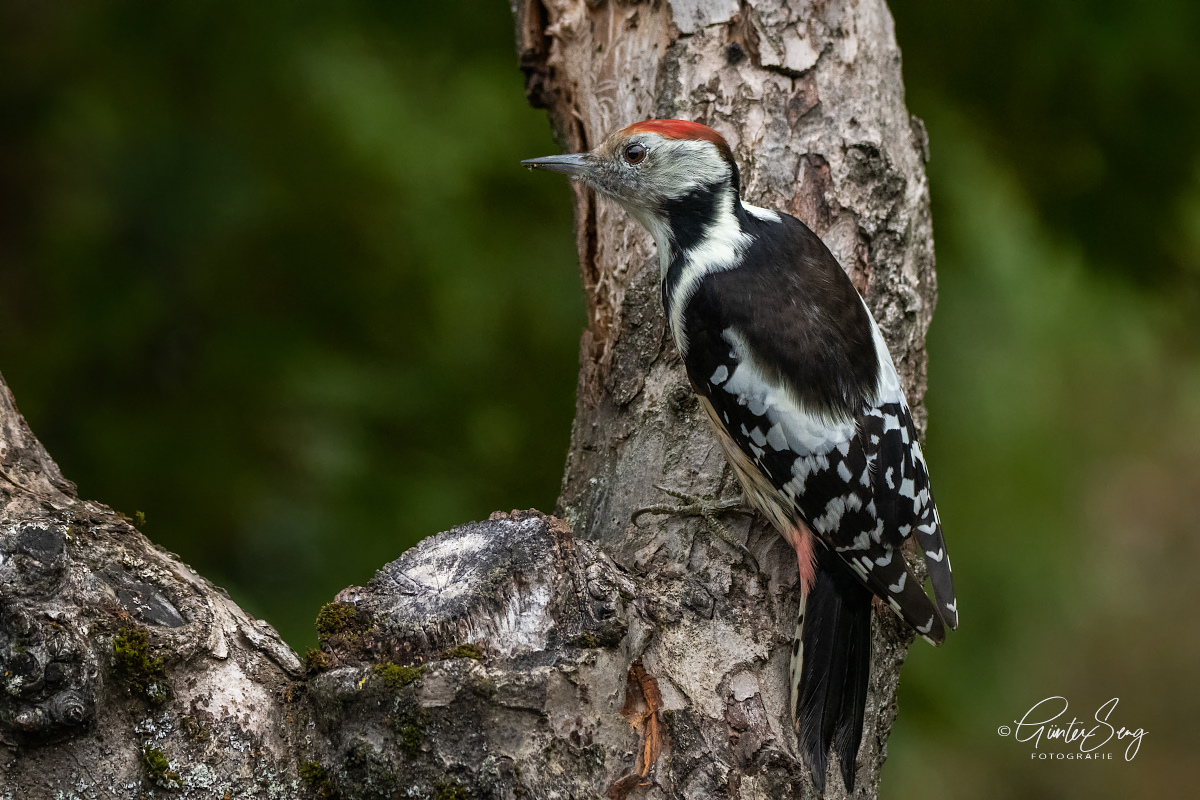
[679,216,957,639]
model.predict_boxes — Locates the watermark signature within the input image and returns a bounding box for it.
[997,697,1146,761]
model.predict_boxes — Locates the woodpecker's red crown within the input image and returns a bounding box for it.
[620,119,735,163]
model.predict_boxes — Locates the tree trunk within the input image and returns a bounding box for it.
[517,0,937,794]
[0,1,936,797]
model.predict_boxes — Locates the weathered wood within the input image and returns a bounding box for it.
[0,374,304,797]
[0,1,937,797]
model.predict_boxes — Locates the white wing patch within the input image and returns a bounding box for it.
[719,328,857,456]
[864,300,905,407]
[743,202,781,223]
[715,327,864,513]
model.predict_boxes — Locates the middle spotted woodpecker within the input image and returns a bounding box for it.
[524,119,958,793]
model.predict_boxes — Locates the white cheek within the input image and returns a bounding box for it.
[648,140,730,197]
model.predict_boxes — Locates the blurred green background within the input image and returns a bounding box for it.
[1,1,1196,798]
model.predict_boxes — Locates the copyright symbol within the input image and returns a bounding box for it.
[997,726,1011,737]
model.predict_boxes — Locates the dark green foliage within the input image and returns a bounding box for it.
[0,0,581,650]
[141,746,181,788]
[372,662,424,690]
[883,7,1200,798]
[113,627,170,706]
[891,0,1200,291]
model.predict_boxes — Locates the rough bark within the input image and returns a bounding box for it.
[0,0,936,797]
[0,375,304,798]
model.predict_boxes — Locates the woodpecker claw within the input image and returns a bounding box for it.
[631,486,759,573]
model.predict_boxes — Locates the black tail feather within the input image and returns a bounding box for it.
[796,546,873,794]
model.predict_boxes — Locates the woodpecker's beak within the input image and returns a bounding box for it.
[521,153,592,178]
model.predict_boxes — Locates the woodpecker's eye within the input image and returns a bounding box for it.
[623,143,647,165]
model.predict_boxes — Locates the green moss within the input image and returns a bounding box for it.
[315,603,372,659]
[141,746,182,789]
[434,780,469,800]
[300,761,325,786]
[397,722,422,753]
[114,627,170,706]
[570,632,600,648]
[372,662,425,690]
[443,643,484,660]
[390,706,429,754]
[303,647,331,674]
[316,603,367,639]
[299,761,327,787]
[299,761,342,798]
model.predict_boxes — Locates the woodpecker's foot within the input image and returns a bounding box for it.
[633,486,759,571]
